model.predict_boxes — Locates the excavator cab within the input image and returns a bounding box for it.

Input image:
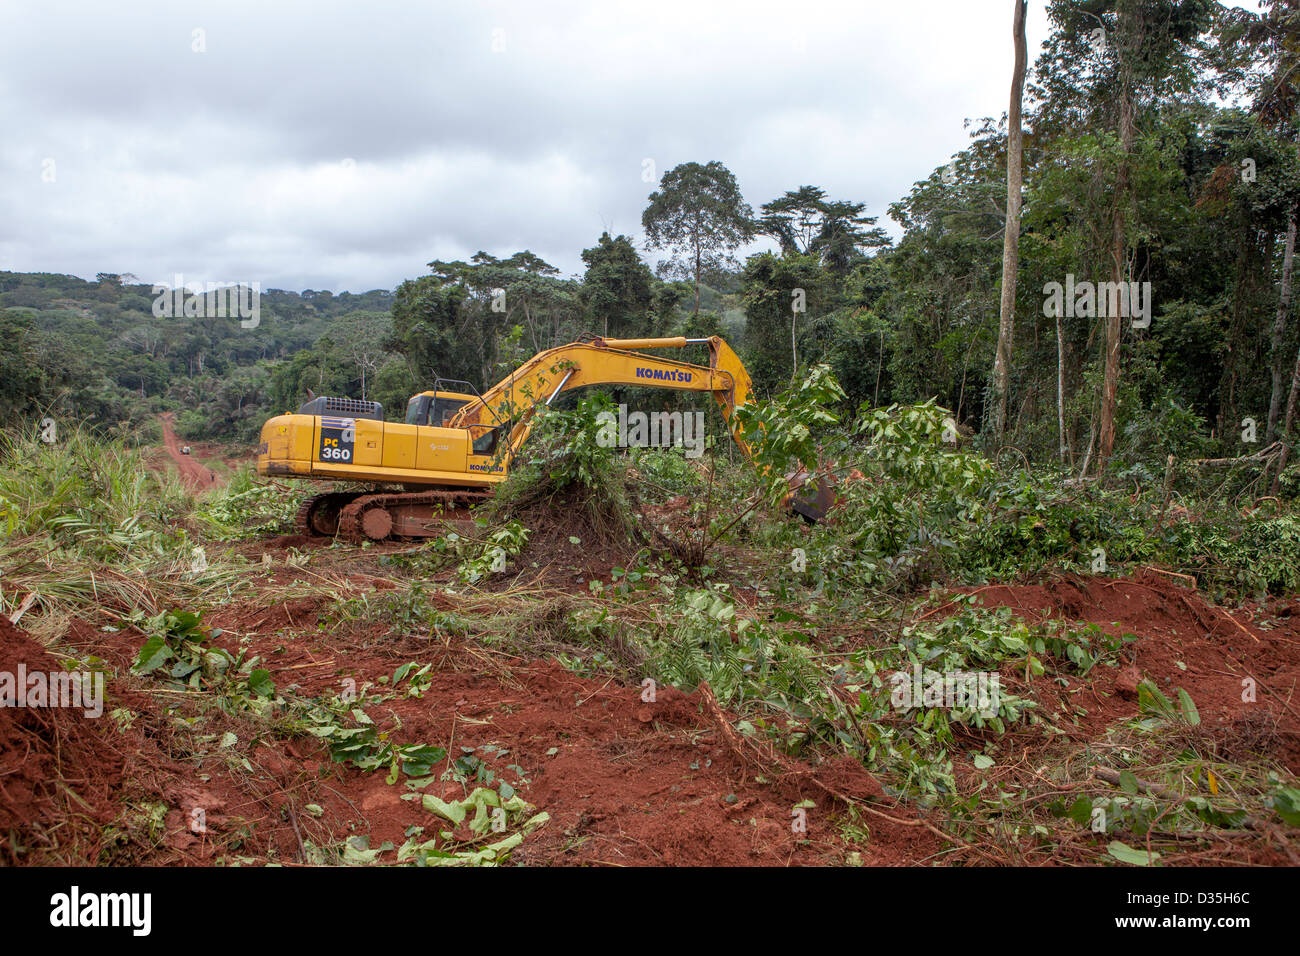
[405,391,472,427]
[405,384,506,458]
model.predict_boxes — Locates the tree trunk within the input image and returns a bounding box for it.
[1056,311,1068,464]
[1287,339,1300,435]
[875,327,884,405]
[1218,225,1258,438]
[1097,80,1135,476]
[991,0,1028,439]
[692,215,702,315]
[1273,267,1300,492]
[694,245,702,315]
[1277,340,1300,481]
[1267,206,1297,443]
[791,310,798,380]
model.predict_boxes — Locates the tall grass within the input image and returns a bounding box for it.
[192,464,301,539]
[0,427,213,638]
[0,426,191,542]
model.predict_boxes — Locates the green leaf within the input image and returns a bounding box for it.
[1270,787,1300,826]
[248,669,276,698]
[1176,688,1200,727]
[1107,841,1160,866]
[133,635,172,674]
[170,660,200,679]
[996,633,1027,653]
[340,835,393,865]
[1118,770,1140,795]
[398,744,447,778]
[167,610,202,635]
[1137,680,1174,719]
[1066,796,1093,826]
[421,794,468,825]
[972,754,994,770]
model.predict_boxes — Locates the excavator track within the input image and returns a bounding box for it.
[296,492,365,537]
[337,489,491,543]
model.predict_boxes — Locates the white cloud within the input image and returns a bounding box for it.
[0,0,1267,292]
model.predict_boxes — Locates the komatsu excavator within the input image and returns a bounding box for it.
[256,335,828,542]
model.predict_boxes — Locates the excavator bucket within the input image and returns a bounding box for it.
[785,467,838,522]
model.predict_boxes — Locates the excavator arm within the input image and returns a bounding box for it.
[448,335,755,461]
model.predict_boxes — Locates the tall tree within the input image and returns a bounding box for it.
[815,199,890,273]
[741,252,832,393]
[758,185,827,255]
[1269,212,1297,441]
[642,161,755,314]
[336,311,393,401]
[882,126,1009,426]
[410,251,582,370]
[758,186,888,272]
[1249,0,1300,443]
[580,233,654,337]
[991,0,1030,440]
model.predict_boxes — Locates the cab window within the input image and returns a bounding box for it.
[405,396,432,426]
[431,397,469,427]
[471,425,503,456]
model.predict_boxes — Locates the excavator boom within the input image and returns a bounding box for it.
[451,335,753,461]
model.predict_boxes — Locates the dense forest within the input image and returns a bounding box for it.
[3,1,1298,486]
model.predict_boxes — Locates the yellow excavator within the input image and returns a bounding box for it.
[256,335,828,541]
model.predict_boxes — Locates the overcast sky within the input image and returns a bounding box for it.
[0,0,1263,293]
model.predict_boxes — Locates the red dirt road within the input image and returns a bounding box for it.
[159,413,219,491]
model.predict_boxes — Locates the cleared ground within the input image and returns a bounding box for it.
[4,510,1297,866]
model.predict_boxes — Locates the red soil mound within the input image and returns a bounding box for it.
[963,572,1300,771]
[0,616,124,863]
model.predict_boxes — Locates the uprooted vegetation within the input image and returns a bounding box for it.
[2,377,1299,866]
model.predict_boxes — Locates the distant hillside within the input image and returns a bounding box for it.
[0,271,403,444]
